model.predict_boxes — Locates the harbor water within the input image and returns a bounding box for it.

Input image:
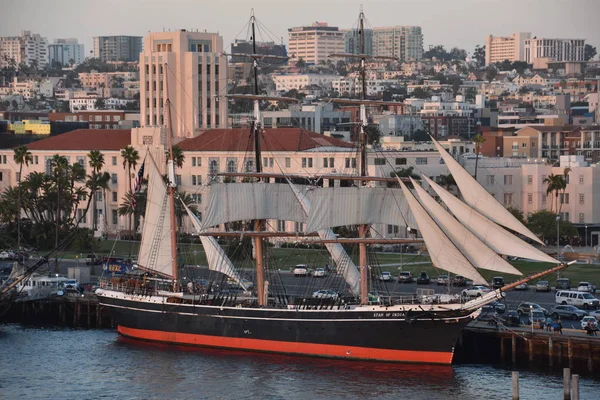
[0,324,598,400]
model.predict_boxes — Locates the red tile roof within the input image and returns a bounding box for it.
[26,129,131,151]
[178,128,354,152]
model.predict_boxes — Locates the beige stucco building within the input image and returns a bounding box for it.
[288,22,345,65]
[484,32,531,65]
[139,30,228,137]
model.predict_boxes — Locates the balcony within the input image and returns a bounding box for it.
[550,145,559,149]
[583,142,592,149]
[542,145,549,149]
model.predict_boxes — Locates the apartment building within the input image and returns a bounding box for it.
[525,38,585,68]
[272,74,339,92]
[344,28,373,55]
[48,38,84,66]
[93,36,143,62]
[288,22,345,64]
[373,26,423,61]
[0,31,48,68]
[78,71,138,89]
[139,29,228,135]
[484,32,531,65]
[509,125,581,160]
[49,110,126,130]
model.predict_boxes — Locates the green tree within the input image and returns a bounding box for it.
[87,150,106,230]
[166,145,185,168]
[473,44,486,66]
[464,87,477,103]
[121,145,139,253]
[412,129,430,141]
[95,98,105,110]
[13,145,32,251]
[364,125,382,146]
[506,207,525,225]
[389,166,421,188]
[527,210,577,245]
[543,173,565,213]
[472,134,486,179]
[295,58,307,69]
[584,44,597,61]
[485,66,498,82]
[411,87,430,99]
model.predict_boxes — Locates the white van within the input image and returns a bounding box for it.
[555,290,600,309]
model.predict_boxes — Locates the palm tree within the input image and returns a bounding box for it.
[166,145,185,168]
[13,145,32,252]
[121,145,139,254]
[543,173,565,213]
[472,134,486,180]
[87,150,105,230]
[51,154,68,272]
[175,191,198,229]
[557,167,571,214]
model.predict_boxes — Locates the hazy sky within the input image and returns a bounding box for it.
[3,0,600,57]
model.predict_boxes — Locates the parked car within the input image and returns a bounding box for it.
[312,289,338,299]
[0,251,11,260]
[313,268,327,278]
[581,316,598,330]
[535,280,550,292]
[60,279,80,290]
[551,305,588,320]
[502,311,521,327]
[555,278,571,291]
[397,271,413,283]
[577,282,597,294]
[482,300,506,314]
[293,265,312,277]
[527,311,547,328]
[491,276,505,289]
[453,275,467,287]
[515,282,529,291]
[461,286,492,298]
[555,290,600,309]
[436,274,449,286]
[588,310,600,321]
[516,302,548,316]
[378,272,392,282]
[416,271,430,284]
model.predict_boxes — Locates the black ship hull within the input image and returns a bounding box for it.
[98,291,475,364]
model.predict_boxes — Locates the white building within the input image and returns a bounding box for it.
[0,31,48,68]
[419,96,474,117]
[288,22,345,65]
[485,32,531,65]
[525,38,585,68]
[48,38,84,66]
[272,74,340,92]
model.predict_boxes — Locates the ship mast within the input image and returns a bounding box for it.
[250,10,266,307]
[164,64,179,288]
[357,9,369,305]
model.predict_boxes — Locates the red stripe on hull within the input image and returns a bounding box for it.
[117,325,454,364]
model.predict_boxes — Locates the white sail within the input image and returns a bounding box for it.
[422,175,558,264]
[137,157,173,277]
[182,201,248,291]
[398,179,487,284]
[432,138,544,245]
[202,183,307,229]
[411,178,522,275]
[307,187,416,233]
[286,180,360,295]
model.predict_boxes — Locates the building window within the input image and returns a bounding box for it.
[527,193,532,204]
[112,210,118,225]
[351,158,357,169]
[579,175,584,184]
[503,193,513,206]
[579,213,585,223]
[285,158,291,168]
[0,172,2,181]
[527,175,533,184]
[302,158,313,168]
[579,194,584,204]
[560,212,570,222]
[77,209,86,224]
[112,191,117,202]
[486,175,495,186]
[34,155,38,164]
[374,158,386,166]
[294,222,303,232]
[416,157,427,165]
[345,158,350,168]
[111,173,117,184]
[192,175,202,186]
[542,194,547,204]
[192,157,197,167]
[96,191,103,201]
[209,159,219,175]
[175,175,182,186]
[112,156,117,166]
[395,158,407,165]
[277,220,286,231]
[560,193,569,205]
[503,175,513,185]
[269,157,274,167]
[263,157,268,167]
[387,225,399,235]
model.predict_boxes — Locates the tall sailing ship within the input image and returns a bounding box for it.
[95,11,567,365]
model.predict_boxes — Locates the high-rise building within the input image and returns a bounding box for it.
[484,32,531,65]
[140,29,228,136]
[525,38,585,67]
[93,36,143,62]
[48,38,84,66]
[344,28,373,55]
[373,26,423,61]
[288,22,345,65]
[0,31,48,68]
[230,40,287,63]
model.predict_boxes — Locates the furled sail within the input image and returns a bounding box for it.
[182,201,248,291]
[307,187,416,232]
[432,137,544,245]
[202,183,307,229]
[411,178,522,275]
[422,175,558,264]
[287,180,360,295]
[398,179,486,284]
[137,156,173,278]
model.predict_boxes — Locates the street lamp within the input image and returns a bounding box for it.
[530,305,534,333]
[556,215,561,279]
[585,225,588,248]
